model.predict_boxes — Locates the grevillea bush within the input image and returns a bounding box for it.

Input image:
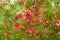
[0,0,60,40]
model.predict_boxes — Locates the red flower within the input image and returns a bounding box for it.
[37,15,42,20]
[34,3,39,7]
[13,23,23,29]
[6,30,12,35]
[45,18,49,23]
[18,13,24,18]
[14,16,19,20]
[18,0,24,3]
[24,11,32,17]
[36,31,41,38]
[14,13,24,20]
[25,17,33,22]
[55,20,60,26]
[40,19,45,25]
[25,27,34,33]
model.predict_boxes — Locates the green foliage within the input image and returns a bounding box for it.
[0,0,60,40]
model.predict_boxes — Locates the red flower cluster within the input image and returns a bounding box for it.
[13,23,23,29]
[34,3,40,7]
[18,0,24,3]
[45,18,49,23]
[6,30,12,35]
[25,17,33,22]
[24,10,33,17]
[35,31,41,38]
[14,13,24,20]
[55,20,60,26]
[25,27,34,33]
[37,15,42,20]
